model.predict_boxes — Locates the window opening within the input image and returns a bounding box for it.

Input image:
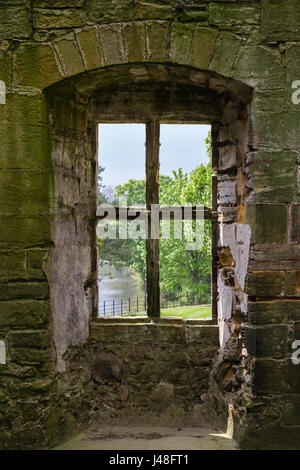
[96,122,215,320]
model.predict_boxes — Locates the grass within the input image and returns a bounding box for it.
[116,304,212,319]
[160,304,211,319]
[100,304,212,319]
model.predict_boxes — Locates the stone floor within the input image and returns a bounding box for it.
[55,426,238,450]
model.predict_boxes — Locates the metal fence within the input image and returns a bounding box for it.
[99,293,209,316]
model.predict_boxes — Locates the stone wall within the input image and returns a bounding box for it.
[86,319,219,426]
[0,0,299,450]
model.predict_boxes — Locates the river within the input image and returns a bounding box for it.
[98,265,145,315]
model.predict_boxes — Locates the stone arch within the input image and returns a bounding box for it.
[14,22,249,91]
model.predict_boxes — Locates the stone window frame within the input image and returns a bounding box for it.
[96,119,218,322]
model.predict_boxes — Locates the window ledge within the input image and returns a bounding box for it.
[91,316,217,326]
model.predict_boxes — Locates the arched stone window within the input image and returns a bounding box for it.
[47,64,252,371]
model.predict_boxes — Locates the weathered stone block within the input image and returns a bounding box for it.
[123,22,146,63]
[48,91,86,132]
[0,217,51,249]
[248,300,300,325]
[238,399,300,449]
[169,23,195,65]
[14,44,62,89]
[250,112,300,151]
[0,199,51,219]
[0,170,50,204]
[54,36,84,77]
[0,300,49,330]
[134,1,175,20]
[190,27,218,70]
[261,0,300,42]
[284,271,300,297]
[9,331,49,350]
[33,0,84,5]
[98,24,125,66]
[177,4,208,23]
[246,271,285,298]
[10,348,50,365]
[254,359,300,394]
[0,6,32,39]
[85,0,133,22]
[233,46,284,89]
[291,204,300,243]
[249,245,300,271]
[282,396,300,426]
[286,43,300,82]
[0,93,47,125]
[33,8,86,29]
[217,176,237,206]
[209,3,260,27]
[0,251,26,282]
[76,27,103,71]
[210,32,240,77]
[253,89,285,115]
[219,145,241,170]
[0,51,11,88]
[0,282,49,301]
[219,120,248,144]
[255,324,289,358]
[246,204,287,244]
[27,250,48,281]
[247,151,297,204]
[0,122,50,170]
[145,21,170,62]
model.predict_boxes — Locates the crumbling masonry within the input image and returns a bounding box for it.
[0,0,299,449]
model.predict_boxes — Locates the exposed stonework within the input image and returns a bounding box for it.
[0,0,299,450]
[87,318,219,426]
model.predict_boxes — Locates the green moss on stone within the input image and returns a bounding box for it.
[76,27,104,70]
[190,27,218,69]
[0,6,32,39]
[54,36,85,77]
[210,31,240,76]
[262,0,300,42]
[209,3,260,27]
[0,300,50,330]
[85,0,134,23]
[145,21,170,62]
[14,43,62,89]
[33,8,86,29]
[27,250,48,280]
[0,282,49,301]
[123,22,146,63]
[0,251,26,282]
[8,331,50,349]
[169,23,195,64]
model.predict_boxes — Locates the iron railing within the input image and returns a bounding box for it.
[99,292,210,316]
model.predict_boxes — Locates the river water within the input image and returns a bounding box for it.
[98,266,144,303]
